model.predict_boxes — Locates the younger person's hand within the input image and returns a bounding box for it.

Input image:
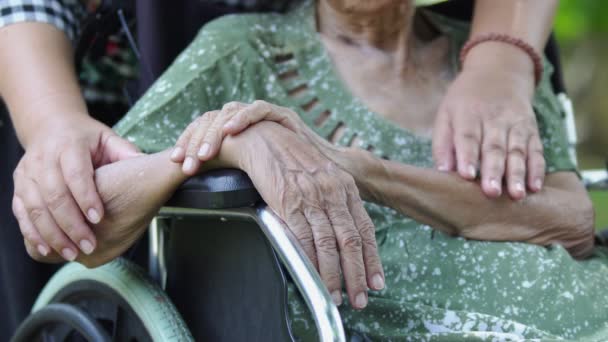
[433,64,544,200]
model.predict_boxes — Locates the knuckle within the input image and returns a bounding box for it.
[27,206,46,224]
[201,111,216,122]
[315,233,338,251]
[252,99,268,107]
[299,179,321,201]
[47,236,69,251]
[357,221,376,240]
[46,190,70,211]
[294,229,315,248]
[508,146,527,158]
[339,233,362,252]
[60,222,79,236]
[222,101,241,112]
[65,166,92,183]
[482,142,506,155]
[460,131,480,145]
[510,127,529,139]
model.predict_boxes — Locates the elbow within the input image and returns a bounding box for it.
[563,197,595,259]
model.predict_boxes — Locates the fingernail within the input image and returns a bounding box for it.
[37,244,49,256]
[331,290,342,306]
[79,239,94,255]
[183,157,195,173]
[468,165,477,178]
[171,147,183,160]
[198,143,211,158]
[87,208,100,224]
[62,248,77,261]
[371,273,385,290]
[515,182,525,195]
[355,292,367,309]
[534,179,542,191]
[490,179,501,195]
[437,163,449,172]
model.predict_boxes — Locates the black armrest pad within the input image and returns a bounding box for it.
[166,169,261,209]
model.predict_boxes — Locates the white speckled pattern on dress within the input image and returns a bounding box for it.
[114,1,608,341]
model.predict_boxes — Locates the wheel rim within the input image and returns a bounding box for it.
[32,280,154,342]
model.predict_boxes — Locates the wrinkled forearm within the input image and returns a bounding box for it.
[337,147,595,258]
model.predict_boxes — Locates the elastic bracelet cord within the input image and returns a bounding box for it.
[459,33,543,86]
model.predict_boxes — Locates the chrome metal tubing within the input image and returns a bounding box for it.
[148,217,168,289]
[158,205,346,342]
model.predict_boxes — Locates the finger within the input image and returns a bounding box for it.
[13,195,51,257]
[432,109,456,172]
[171,120,198,162]
[480,125,507,197]
[183,113,214,175]
[223,100,298,135]
[40,158,96,255]
[23,239,63,264]
[198,110,238,161]
[346,184,384,291]
[103,134,142,163]
[506,126,529,200]
[19,176,79,261]
[60,145,104,226]
[285,210,319,269]
[527,134,545,192]
[304,206,343,305]
[326,193,368,309]
[453,119,481,180]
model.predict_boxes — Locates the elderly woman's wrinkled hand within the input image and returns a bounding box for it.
[178,112,385,309]
[232,121,385,309]
[432,66,545,201]
[170,100,301,175]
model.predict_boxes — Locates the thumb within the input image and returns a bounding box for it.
[102,134,143,164]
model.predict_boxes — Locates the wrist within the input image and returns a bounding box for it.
[19,111,94,148]
[215,132,250,170]
[462,42,537,96]
[335,147,379,201]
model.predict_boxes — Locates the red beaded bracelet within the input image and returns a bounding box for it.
[459,33,543,86]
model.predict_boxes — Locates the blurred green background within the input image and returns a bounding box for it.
[555,1,608,229]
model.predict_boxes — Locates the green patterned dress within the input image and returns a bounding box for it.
[114,1,608,341]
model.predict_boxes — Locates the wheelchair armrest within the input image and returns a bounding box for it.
[166,168,261,209]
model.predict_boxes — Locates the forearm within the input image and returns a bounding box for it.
[465,0,558,96]
[72,146,239,267]
[341,148,594,257]
[0,22,88,147]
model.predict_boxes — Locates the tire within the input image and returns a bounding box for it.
[32,258,193,342]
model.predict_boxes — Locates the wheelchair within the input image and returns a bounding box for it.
[8,1,608,341]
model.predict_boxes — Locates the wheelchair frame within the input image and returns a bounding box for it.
[150,205,345,341]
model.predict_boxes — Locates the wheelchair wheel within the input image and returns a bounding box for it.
[13,258,193,342]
